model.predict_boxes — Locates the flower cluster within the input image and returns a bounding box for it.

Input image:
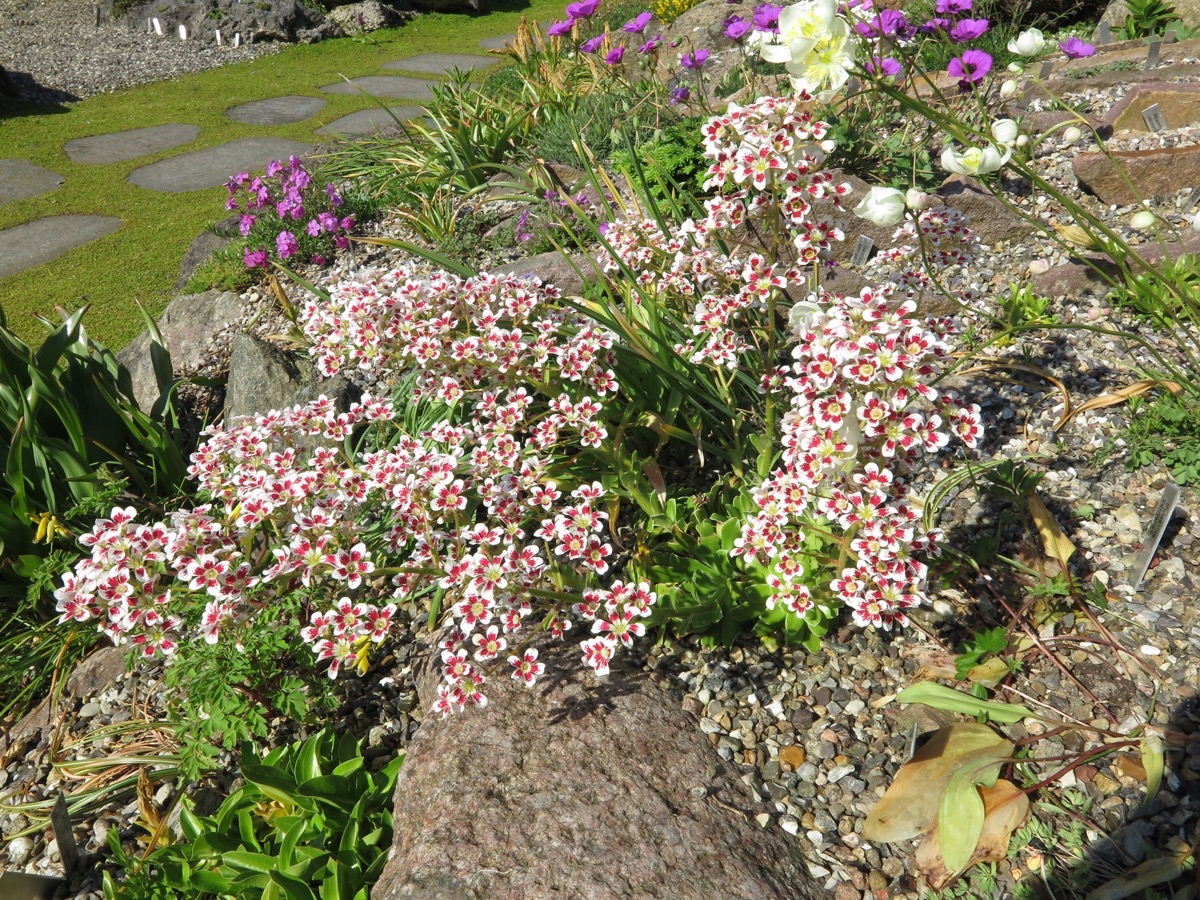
[225,157,354,270]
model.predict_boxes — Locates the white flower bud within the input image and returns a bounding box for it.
[1130,210,1157,230]
[991,118,1019,147]
[999,79,1019,100]
[905,188,930,211]
[853,186,907,227]
[1062,126,1083,144]
[1015,134,1029,148]
[1007,62,1024,74]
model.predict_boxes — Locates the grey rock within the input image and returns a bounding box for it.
[176,214,238,292]
[0,158,64,204]
[117,289,245,413]
[329,1,417,33]
[128,137,313,193]
[0,215,121,280]
[118,0,334,44]
[373,637,831,899]
[226,96,327,126]
[64,123,200,165]
[225,333,360,424]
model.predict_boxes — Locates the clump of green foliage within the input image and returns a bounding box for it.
[104,728,403,899]
[1118,392,1200,485]
[1119,0,1178,38]
[612,119,709,209]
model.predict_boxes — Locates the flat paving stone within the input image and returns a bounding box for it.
[317,106,424,136]
[479,33,516,49]
[382,53,497,75]
[128,138,312,193]
[227,96,327,125]
[0,159,65,204]
[0,215,121,279]
[64,124,201,165]
[319,75,436,100]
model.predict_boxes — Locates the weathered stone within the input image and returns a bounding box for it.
[383,53,496,74]
[327,1,415,33]
[0,215,121,280]
[317,106,424,136]
[936,176,1035,245]
[226,96,327,126]
[319,75,436,100]
[225,333,359,424]
[128,138,312,193]
[117,290,245,413]
[175,215,238,292]
[1073,144,1200,205]
[373,637,830,900]
[118,0,337,44]
[0,159,64,204]
[1105,82,1200,133]
[491,250,591,296]
[64,123,200,164]
[1030,255,1124,299]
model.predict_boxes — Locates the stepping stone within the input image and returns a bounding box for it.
[382,53,496,75]
[227,96,327,125]
[128,138,312,193]
[317,106,424,136]
[0,159,64,204]
[64,124,200,165]
[319,76,436,100]
[0,215,121,279]
[479,34,515,50]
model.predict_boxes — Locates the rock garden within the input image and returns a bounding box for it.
[3,0,1200,898]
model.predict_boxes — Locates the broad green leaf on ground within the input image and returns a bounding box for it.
[916,779,1031,890]
[863,723,1011,843]
[1028,491,1076,570]
[1087,856,1187,900]
[937,753,1010,874]
[896,683,1035,724]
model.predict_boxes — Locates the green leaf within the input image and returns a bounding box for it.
[190,869,235,893]
[243,764,307,810]
[937,753,1006,874]
[224,850,279,875]
[299,774,357,810]
[1141,733,1164,801]
[270,870,320,900]
[896,683,1035,724]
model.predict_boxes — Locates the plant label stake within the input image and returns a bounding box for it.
[1130,481,1180,590]
[50,791,81,875]
[1038,60,1054,80]
[1142,102,1167,133]
[216,29,222,45]
[179,24,188,40]
[1097,22,1112,44]
[1166,28,1178,44]
[851,235,875,267]
[1146,40,1162,69]
[152,16,162,35]
[234,32,241,48]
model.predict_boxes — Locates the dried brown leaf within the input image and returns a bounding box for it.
[1056,378,1183,431]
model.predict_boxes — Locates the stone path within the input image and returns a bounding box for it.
[0,46,503,282]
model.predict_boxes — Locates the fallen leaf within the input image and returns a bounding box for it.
[863,723,1011,843]
[916,779,1030,889]
[1028,490,1076,571]
[965,656,1010,690]
[896,682,1035,724]
[1087,856,1186,900]
[913,648,959,682]
[1055,378,1183,430]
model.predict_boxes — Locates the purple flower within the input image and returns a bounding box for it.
[276,231,299,259]
[340,215,355,233]
[920,17,950,33]
[306,218,322,237]
[936,0,971,12]
[515,209,533,242]
[606,45,625,64]
[947,48,992,86]
[638,33,662,53]
[1059,36,1096,58]
[546,18,573,36]
[312,255,327,266]
[238,213,256,236]
[866,55,903,78]
[565,0,600,18]
[723,15,751,40]
[243,248,269,268]
[266,159,284,177]
[325,184,343,207]
[752,3,781,30]
[580,34,604,52]
[949,17,988,42]
[670,84,690,104]
[623,11,652,32]
[681,48,709,69]
[856,10,909,39]
[318,211,339,232]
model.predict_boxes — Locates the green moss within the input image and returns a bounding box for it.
[0,0,559,348]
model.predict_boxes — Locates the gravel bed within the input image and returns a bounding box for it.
[0,0,281,103]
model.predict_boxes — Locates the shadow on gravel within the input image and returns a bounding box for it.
[0,67,78,117]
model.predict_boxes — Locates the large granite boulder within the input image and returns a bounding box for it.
[115,0,338,43]
[326,0,414,32]
[372,636,830,899]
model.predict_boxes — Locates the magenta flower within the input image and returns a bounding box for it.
[239,213,257,236]
[681,47,709,69]
[920,17,949,33]
[949,17,988,42]
[306,218,322,237]
[1059,36,1096,58]
[243,248,269,268]
[340,216,355,233]
[325,184,343,207]
[276,231,299,259]
[605,45,625,64]
[565,0,599,18]
[947,49,992,86]
[266,159,284,177]
[670,84,690,104]
[753,3,782,30]
[856,10,910,39]
[724,15,751,39]
[638,33,662,53]
[866,56,903,78]
[546,18,573,35]
[580,34,604,53]
[936,0,971,12]
[623,11,652,32]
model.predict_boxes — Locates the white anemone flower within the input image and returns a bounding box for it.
[754,0,838,65]
[941,142,1011,176]
[854,186,907,227]
[1007,27,1046,57]
[786,15,855,98]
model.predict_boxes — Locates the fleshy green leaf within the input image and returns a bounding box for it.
[1141,733,1164,801]
[897,683,1035,724]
